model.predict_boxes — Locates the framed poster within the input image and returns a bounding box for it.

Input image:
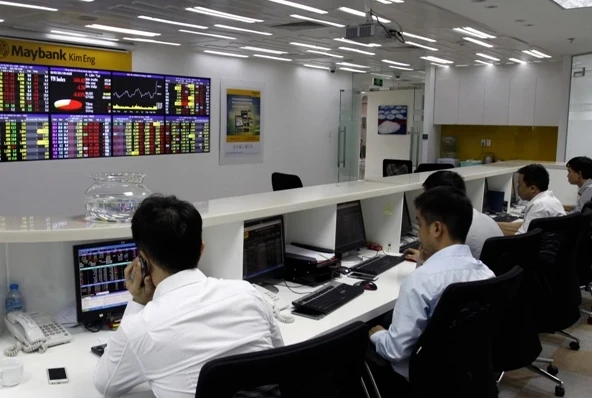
[220,79,264,165]
[378,105,407,135]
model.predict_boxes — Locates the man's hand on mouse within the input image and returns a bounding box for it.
[369,325,386,338]
[404,245,429,265]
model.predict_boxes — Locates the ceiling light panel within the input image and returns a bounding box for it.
[508,58,527,64]
[522,50,547,58]
[306,50,343,58]
[382,59,411,66]
[85,24,160,37]
[334,38,380,48]
[204,50,248,58]
[254,54,292,61]
[475,60,493,65]
[290,14,345,27]
[304,64,329,70]
[241,46,287,54]
[46,34,117,46]
[291,42,331,51]
[338,47,375,56]
[337,62,370,68]
[179,29,237,40]
[406,41,438,51]
[389,66,413,71]
[340,67,367,73]
[138,16,207,30]
[453,27,496,39]
[215,24,272,35]
[267,0,327,14]
[551,1,592,9]
[462,37,494,48]
[0,1,57,11]
[338,7,391,23]
[476,53,500,61]
[402,32,436,42]
[421,56,454,64]
[123,37,181,46]
[186,7,263,23]
[50,30,86,37]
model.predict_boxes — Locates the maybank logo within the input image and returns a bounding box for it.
[4,41,97,65]
[0,40,9,59]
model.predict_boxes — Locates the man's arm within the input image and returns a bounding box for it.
[497,221,522,236]
[574,188,592,213]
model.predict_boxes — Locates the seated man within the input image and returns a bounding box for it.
[566,156,592,213]
[369,187,494,394]
[498,164,565,236]
[94,195,283,398]
[405,170,502,260]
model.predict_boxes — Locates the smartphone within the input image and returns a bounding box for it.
[349,272,379,282]
[47,368,69,385]
[139,257,148,280]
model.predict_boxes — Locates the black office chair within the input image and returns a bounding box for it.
[271,172,303,191]
[578,202,592,324]
[414,163,454,173]
[480,230,566,397]
[382,159,412,177]
[195,321,373,398]
[408,266,523,398]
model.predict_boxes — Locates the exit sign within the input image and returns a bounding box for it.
[373,77,383,87]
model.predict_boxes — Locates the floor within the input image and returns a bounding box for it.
[499,293,592,398]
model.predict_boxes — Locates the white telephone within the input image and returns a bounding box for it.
[252,285,294,324]
[4,312,72,356]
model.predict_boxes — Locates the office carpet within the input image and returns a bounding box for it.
[499,292,592,398]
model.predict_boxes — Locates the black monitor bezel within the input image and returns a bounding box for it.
[335,200,368,255]
[242,215,286,284]
[401,196,413,236]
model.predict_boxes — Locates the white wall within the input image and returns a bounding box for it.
[0,44,351,216]
[566,53,592,160]
[364,90,415,180]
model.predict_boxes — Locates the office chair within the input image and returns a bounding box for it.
[382,159,412,177]
[195,321,374,398]
[578,202,592,324]
[480,230,566,397]
[271,172,303,191]
[408,266,523,398]
[414,163,454,173]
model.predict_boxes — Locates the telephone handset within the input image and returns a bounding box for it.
[4,312,72,357]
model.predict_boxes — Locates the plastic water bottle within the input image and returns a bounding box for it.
[5,283,25,313]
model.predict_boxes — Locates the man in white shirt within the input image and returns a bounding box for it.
[566,156,592,213]
[498,164,566,235]
[369,187,495,395]
[94,195,284,398]
[404,170,502,260]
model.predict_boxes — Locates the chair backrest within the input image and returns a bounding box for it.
[529,213,583,331]
[415,163,454,173]
[480,230,543,371]
[578,202,592,285]
[271,172,303,191]
[195,321,368,398]
[382,159,412,177]
[409,266,523,398]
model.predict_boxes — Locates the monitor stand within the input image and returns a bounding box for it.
[256,282,279,294]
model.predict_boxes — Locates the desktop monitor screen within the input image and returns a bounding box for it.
[73,240,136,324]
[243,215,285,283]
[483,179,491,212]
[335,201,367,255]
[401,197,413,236]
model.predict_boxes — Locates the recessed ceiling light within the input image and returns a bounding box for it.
[376,0,405,3]
[290,14,345,28]
[291,42,331,51]
[338,47,375,56]
[306,50,343,58]
[463,37,494,48]
[204,50,248,58]
[0,1,57,11]
[179,29,237,40]
[389,65,413,71]
[529,49,552,58]
[338,7,391,23]
[339,67,367,73]
[475,60,493,65]
[267,0,327,14]
[508,57,527,64]
[123,37,181,46]
[402,32,436,42]
[337,62,370,68]
[334,38,381,47]
[85,24,160,37]
[186,7,263,23]
[254,54,292,62]
[138,16,208,30]
[46,34,118,46]
[453,27,496,39]
[551,0,592,9]
[50,30,87,37]
[372,73,393,78]
[214,24,272,36]
[382,59,411,66]
[421,56,454,64]
[304,64,329,70]
[241,46,287,54]
[476,53,500,61]
[455,65,470,67]
[431,63,449,68]
[406,41,438,51]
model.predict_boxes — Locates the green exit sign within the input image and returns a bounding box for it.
[373,77,384,87]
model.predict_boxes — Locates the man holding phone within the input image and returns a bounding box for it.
[94,195,284,398]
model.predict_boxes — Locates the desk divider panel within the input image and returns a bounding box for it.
[200,222,244,281]
[465,179,486,212]
[361,193,404,253]
[286,205,337,251]
[404,189,423,229]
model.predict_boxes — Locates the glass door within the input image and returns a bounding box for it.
[337,89,362,182]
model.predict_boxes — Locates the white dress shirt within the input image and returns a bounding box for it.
[571,179,592,213]
[370,244,494,378]
[517,190,566,234]
[94,268,284,398]
[466,208,503,259]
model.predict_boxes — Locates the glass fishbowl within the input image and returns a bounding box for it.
[85,173,152,222]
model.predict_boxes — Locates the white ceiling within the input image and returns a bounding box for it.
[0,0,569,83]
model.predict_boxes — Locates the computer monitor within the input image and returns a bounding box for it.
[73,239,136,324]
[243,215,286,286]
[483,179,491,213]
[335,201,367,255]
[401,196,413,236]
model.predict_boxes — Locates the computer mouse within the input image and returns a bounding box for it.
[354,281,378,291]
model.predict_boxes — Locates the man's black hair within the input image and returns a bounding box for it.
[414,186,473,243]
[132,195,203,273]
[567,156,592,180]
[422,170,467,194]
[517,164,550,192]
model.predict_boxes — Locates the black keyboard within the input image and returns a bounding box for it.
[400,240,421,253]
[292,283,364,315]
[351,255,405,276]
[493,214,519,223]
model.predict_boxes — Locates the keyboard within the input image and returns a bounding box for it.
[493,214,519,223]
[350,255,405,276]
[399,240,421,253]
[292,283,364,315]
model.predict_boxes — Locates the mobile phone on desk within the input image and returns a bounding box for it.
[348,272,379,282]
[47,368,69,385]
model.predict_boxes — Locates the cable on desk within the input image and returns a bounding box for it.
[85,321,102,333]
[281,279,324,295]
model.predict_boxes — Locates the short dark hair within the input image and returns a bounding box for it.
[518,164,549,191]
[567,156,592,179]
[422,170,467,194]
[132,195,203,273]
[414,186,473,243]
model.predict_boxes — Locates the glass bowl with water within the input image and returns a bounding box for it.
[85,173,152,222]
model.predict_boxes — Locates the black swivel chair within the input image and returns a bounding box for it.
[408,266,523,398]
[578,202,592,324]
[382,159,412,177]
[195,321,373,398]
[271,172,303,191]
[414,163,454,173]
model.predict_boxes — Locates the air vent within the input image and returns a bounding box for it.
[79,15,98,22]
[270,21,326,31]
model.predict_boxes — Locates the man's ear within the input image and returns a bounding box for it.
[200,241,205,255]
[432,221,444,238]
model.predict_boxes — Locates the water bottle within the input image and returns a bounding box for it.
[5,283,25,313]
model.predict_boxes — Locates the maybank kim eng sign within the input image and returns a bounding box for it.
[0,37,132,70]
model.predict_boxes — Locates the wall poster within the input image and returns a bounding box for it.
[378,105,407,135]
